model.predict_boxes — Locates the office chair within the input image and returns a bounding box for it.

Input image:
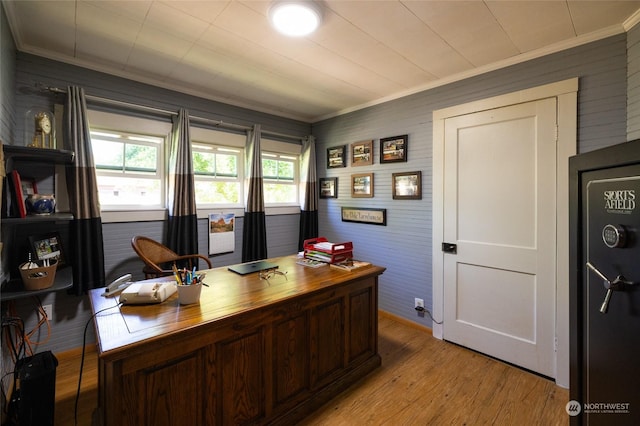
[131,236,212,279]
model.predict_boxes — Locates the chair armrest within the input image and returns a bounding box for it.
[173,254,213,269]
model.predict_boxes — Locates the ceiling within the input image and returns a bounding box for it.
[4,1,640,123]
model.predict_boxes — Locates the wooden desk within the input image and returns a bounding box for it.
[89,255,385,425]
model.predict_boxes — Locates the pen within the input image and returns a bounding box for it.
[173,264,183,285]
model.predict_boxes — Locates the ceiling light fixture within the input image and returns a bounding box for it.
[268,1,322,37]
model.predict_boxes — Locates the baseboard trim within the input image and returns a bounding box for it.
[378,309,433,334]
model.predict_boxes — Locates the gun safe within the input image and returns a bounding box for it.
[569,139,640,425]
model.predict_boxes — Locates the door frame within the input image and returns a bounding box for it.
[432,78,577,387]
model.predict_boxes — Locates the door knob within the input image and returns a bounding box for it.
[585,262,635,314]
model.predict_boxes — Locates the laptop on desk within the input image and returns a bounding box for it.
[227,260,278,275]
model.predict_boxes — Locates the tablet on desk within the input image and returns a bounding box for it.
[227,260,279,275]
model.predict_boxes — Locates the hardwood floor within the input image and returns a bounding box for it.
[55,312,569,425]
[299,313,569,425]
[54,346,98,426]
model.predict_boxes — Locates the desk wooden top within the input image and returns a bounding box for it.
[89,255,385,358]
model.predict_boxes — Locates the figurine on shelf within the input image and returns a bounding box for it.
[27,110,56,149]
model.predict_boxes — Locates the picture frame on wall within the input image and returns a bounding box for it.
[319,177,338,198]
[351,173,374,198]
[392,171,422,200]
[380,134,408,163]
[351,140,373,166]
[341,207,387,226]
[327,145,347,168]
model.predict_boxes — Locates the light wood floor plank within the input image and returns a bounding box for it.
[54,312,569,425]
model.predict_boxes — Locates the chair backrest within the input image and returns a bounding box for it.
[131,236,179,272]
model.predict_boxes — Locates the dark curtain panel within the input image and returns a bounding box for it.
[65,86,105,294]
[298,135,318,251]
[242,124,267,262]
[167,108,198,256]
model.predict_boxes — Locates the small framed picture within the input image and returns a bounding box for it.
[351,140,373,166]
[392,171,422,200]
[351,173,374,198]
[21,178,38,196]
[380,135,408,163]
[29,232,64,265]
[327,145,347,168]
[319,177,338,198]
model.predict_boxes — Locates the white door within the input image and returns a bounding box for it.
[442,98,557,377]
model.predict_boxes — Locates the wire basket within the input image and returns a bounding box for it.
[19,259,58,291]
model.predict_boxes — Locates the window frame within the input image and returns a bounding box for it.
[88,110,170,213]
[192,141,244,209]
[85,110,303,222]
[261,140,301,207]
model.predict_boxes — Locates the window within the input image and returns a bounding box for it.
[91,129,164,208]
[87,109,301,216]
[262,151,298,205]
[192,143,243,206]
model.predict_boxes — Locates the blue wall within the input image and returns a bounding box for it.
[4,51,310,354]
[1,30,631,354]
[312,34,628,327]
[0,4,15,145]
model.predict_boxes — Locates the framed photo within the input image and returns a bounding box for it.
[380,134,408,163]
[392,171,422,200]
[351,140,373,166]
[209,213,235,255]
[341,207,387,226]
[21,177,38,196]
[351,173,374,198]
[327,145,347,168]
[319,177,338,198]
[28,232,64,265]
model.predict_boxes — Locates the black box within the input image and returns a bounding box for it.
[15,351,58,426]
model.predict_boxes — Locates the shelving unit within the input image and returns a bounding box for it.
[1,145,75,300]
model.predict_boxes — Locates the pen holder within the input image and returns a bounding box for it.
[177,283,202,305]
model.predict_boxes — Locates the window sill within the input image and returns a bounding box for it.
[101,209,167,223]
[100,206,301,223]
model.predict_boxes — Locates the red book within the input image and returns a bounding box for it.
[11,170,26,218]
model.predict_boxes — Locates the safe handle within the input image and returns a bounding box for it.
[585,262,635,314]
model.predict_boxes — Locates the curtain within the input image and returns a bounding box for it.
[298,135,318,251]
[167,108,198,256]
[242,124,267,261]
[65,86,105,294]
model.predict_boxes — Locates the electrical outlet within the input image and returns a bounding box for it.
[39,304,53,321]
[414,298,424,309]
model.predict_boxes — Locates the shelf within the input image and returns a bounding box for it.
[3,145,75,164]
[0,266,73,301]
[1,145,77,297]
[1,213,74,225]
